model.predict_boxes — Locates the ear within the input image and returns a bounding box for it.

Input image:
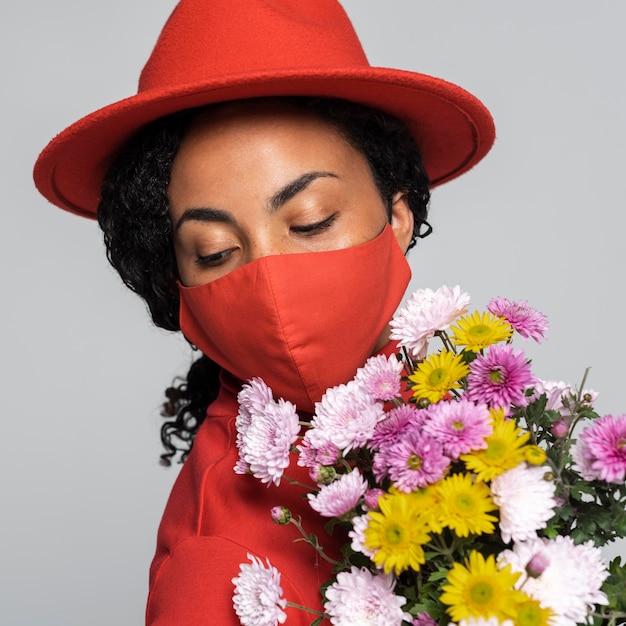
[390,192,414,253]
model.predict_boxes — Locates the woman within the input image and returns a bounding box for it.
[34,0,495,623]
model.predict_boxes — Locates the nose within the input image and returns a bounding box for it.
[245,230,292,264]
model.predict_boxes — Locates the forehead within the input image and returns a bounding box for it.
[169,99,373,202]
[175,98,364,164]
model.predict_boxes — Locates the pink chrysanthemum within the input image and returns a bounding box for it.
[296,436,340,469]
[235,379,300,486]
[307,470,368,517]
[232,554,287,626]
[235,377,275,472]
[370,404,426,450]
[487,296,549,343]
[412,612,438,626]
[467,344,535,412]
[491,462,557,543]
[324,566,411,625]
[422,398,492,459]
[307,380,386,454]
[390,285,470,359]
[572,414,626,483]
[384,429,450,492]
[355,354,403,401]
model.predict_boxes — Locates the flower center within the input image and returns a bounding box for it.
[454,491,475,513]
[452,420,465,431]
[385,523,405,545]
[469,580,494,605]
[484,438,506,461]
[517,601,546,626]
[469,324,490,338]
[489,368,504,384]
[408,454,423,470]
[428,368,447,386]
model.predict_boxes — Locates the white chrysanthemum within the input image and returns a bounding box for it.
[308,380,386,454]
[324,566,411,625]
[232,554,287,626]
[530,380,598,419]
[491,463,557,543]
[307,470,368,517]
[499,536,609,626]
[348,513,376,557]
[390,285,470,359]
[235,379,300,486]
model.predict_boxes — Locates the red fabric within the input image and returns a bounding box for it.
[146,342,401,625]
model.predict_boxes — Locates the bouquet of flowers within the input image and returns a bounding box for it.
[231,286,626,626]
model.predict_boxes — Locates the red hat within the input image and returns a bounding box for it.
[33,0,495,219]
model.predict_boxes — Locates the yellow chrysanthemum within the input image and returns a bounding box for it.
[461,408,530,481]
[401,485,444,534]
[435,472,498,537]
[514,597,555,626]
[364,490,431,575]
[440,550,526,623]
[450,311,513,352]
[409,350,470,403]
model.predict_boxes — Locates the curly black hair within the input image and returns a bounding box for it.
[98,96,432,465]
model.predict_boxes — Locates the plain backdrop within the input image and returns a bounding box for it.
[2,1,625,624]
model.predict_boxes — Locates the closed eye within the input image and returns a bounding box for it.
[195,247,237,267]
[290,213,337,235]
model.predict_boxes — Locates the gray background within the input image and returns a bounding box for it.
[2,1,625,624]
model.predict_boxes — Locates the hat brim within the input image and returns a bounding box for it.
[34,66,495,218]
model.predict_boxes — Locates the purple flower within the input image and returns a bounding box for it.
[412,612,438,626]
[384,429,450,492]
[467,344,535,412]
[307,470,368,517]
[572,414,626,483]
[422,398,492,459]
[370,404,426,450]
[487,296,549,342]
[354,354,403,401]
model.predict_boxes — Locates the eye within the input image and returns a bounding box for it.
[195,247,237,267]
[290,213,337,236]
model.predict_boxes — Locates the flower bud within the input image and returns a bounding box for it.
[309,464,337,485]
[551,419,569,439]
[270,506,292,525]
[523,445,546,465]
[364,488,385,510]
[526,551,550,577]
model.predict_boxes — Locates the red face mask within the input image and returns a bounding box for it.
[178,225,411,413]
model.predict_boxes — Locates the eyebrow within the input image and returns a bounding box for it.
[268,171,338,212]
[173,170,338,232]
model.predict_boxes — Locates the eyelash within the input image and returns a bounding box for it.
[290,213,337,235]
[195,248,236,267]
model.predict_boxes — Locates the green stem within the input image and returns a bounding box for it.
[288,516,339,566]
[286,602,326,618]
